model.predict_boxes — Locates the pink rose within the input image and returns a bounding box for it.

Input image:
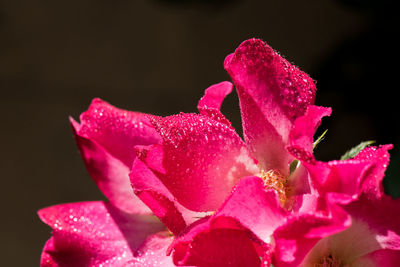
[39,39,398,267]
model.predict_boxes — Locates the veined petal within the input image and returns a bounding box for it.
[71,118,151,214]
[148,113,258,211]
[38,201,167,267]
[225,39,317,174]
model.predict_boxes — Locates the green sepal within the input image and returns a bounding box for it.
[340,140,375,160]
[313,129,328,150]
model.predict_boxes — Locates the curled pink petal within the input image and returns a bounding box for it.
[71,118,151,214]
[38,201,167,267]
[297,145,393,205]
[354,249,400,267]
[171,217,263,267]
[215,176,288,243]
[128,233,175,266]
[149,113,258,211]
[71,98,161,214]
[197,81,233,126]
[78,98,161,166]
[293,194,400,267]
[225,38,317,173]
[289,105,332,154]
[344,194,400,251]
[273,205,351,267]
[354,144,393,198]
[130,157,205,235]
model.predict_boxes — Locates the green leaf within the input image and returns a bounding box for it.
[313,129,328,150]
[340,140,375,160]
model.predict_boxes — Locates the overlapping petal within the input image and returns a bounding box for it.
[70,99,161,214]
[169,176,288,266]
[197,81,234,126]
[39,38,398,267]
[146,112,258,212]
[130,157,206,235]
[290,145,392,206]
[225,38,317,174]
[273,204,351,267]
[281,194,400,267]
[38,201,170,267]
[353,144,393,198]
[77,98,161,166]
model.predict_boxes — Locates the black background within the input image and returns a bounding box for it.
[1,0,398,265]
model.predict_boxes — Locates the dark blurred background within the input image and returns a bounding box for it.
[1,0,398,265]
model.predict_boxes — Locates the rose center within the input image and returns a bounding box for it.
[315,254,344,267]
[259,169,289,205]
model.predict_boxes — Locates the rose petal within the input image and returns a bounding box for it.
[169,176,287,266]
[353,249,400,267]
[273,205,351,267]
[297,146,392,205]
[197,81,233,126]
[295,194,400,267]
[148,113,258,211]
[71,118,151,214]
[77,98,161,167]
[128,233,175,266]
[225,38,316,174]
[38,201,167,267]
[353,145,393,198]
[289,105,332,154]
[130,157,206,235]
[344,194,400,251]
[215,176,288,243]
[171,218,262,267]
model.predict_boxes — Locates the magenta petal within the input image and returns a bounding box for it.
[297,194,400,267]
[353,144,393,198]
[178,228,261,267]
[301,146,392,204]
[197,81,233,126]
[171,218,262,267]
[354,249,400,267]
[345,194,400,251]
[169,176,285,266]
[215,176,288,243]
[78,98,161,167]
[130,157,204,235]
[273,206,351,267]
[128,233,175,266]
[289,105,332,154]
[225,39,317,173]
[71,118,151,214]
[149,113,258,211]
[38,201,167,267]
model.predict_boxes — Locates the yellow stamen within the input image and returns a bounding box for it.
[259,169,288,205]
